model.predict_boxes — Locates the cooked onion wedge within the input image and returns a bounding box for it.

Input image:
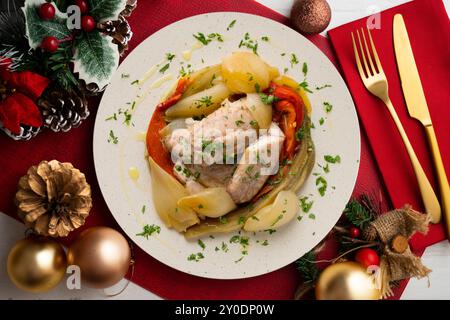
[243,190,298,231]
[148,157,199,231]
[178,187,237,218]
[245,93,272,129]
[183,64,222,98]
[165,83,230,119]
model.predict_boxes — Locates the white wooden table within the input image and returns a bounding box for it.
[1,0,449,300]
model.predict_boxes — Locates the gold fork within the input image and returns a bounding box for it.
[351,27,441,222]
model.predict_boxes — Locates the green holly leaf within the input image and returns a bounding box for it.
[22,0,70,49]
[88,0,127,22]
[73,31,119,89]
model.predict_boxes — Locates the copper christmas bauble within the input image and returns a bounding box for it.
[67,227,131,289]
[316,262,380,300]
[7,237,67,293]
[291,0,332,34]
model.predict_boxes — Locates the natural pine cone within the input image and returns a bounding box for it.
[38,87,89,132]
[1,124,41,141]
[15,160,92,237]
[98,16,133,55]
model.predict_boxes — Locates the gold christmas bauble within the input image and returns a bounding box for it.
[291,0,332,35]
[67,227,131,289]
[7,237,67,293]
[316,262,380,300]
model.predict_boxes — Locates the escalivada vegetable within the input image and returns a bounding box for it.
[156,77,190,111]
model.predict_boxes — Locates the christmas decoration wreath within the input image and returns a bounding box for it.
[0,0,136,140]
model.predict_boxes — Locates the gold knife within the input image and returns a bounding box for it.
[393,14,449,229]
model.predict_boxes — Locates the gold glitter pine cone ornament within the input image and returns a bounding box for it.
[15,160,92,237]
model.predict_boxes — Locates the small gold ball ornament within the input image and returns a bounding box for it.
[291,0,332,35]
[7,237,67,293]
[67,227,131,289]
[316,262,380,300]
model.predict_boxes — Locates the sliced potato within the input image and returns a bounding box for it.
[148,157,199,231]
[273,75,312,115]
[243,190,298,231]
[165,83,230,119]
[183,64,222,98]
[178,187,237,218]
[222,52,277,93]
[245,93,272,129]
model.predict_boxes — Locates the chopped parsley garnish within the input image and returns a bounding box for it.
[159,63,170,74]
[105,113,117,121]
[254,83,261,92]
[123,109,132,126]
[251,216,260,221]
[141,205,146,214]
[230,235,240,243]
[308,213,316,220]
[316,84,332,90]
[208,33,224,42]
[166,53,175,61]
[324,102,333,113]
[196,96,213,107]
[316,176,328,196]
[264,229,277,234]
[295,121,310,141]
[198,239,206,250]
[136,224,160,239]
[261,36,270,42]
[235,120,245,126]
[187,252,204,262]
[221,241,229,252]
[271,214,284,227]
[193,32,210,45]
[238,216,245,225]
[250,120,258,128]
[219,216,228,224]
[131,79,139,85]
[323,163,330,173]
[299,196,314,213]
[131,101,136,110]
[198,204,204,209]
[302,62,308,77]
[290,53,299,68]
[238,32,258,54]
[121,73,130,78]
[261,240,269,246]
[281,52,286,56]
[259,93,279,105]
[319,117,325,126]
[299,81,313,93]
[324,155,341,164]
[227,19,236,31]
[108,130,118,144]
[283,67,289,74]
[235,256,244,263]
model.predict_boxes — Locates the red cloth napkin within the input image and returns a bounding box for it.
[329,0,450,250]
[0,0,423,300]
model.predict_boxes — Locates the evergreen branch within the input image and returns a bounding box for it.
[295,251,319,283]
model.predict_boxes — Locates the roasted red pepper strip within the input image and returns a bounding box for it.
[269,82,305,159]
[156,77,190,111]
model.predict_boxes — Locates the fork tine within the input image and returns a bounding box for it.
[360,28,376,74]
[366,26,383,73]
[351,32,365,79]
[356,29,371,76]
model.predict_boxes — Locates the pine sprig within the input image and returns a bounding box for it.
[343,200,374,229]
[295,251,319,283]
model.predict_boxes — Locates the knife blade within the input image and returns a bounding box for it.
[394,13,450,230]
[393,14,431,126]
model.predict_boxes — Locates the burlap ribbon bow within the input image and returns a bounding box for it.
[363,205,431,297]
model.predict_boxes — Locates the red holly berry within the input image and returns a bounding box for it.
[355,248,380,269]
[39,3,56,20]
[81,15,96,32]
[349,226,361,238]
[41,36,59,53]
[75,0,89,14]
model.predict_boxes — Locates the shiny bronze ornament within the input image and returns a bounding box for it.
[316,262,380,300]
[290,0,332,35]
[67,227,131,289]
[15,160,92,237]
[7,236,67,293]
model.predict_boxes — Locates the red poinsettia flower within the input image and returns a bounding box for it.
[0,58,50,135]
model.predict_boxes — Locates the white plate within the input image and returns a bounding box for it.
[93,12,360,279]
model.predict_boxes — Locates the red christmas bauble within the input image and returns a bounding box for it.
[355,248,380,269]
[41,36,59,53]
[349,227,361,238]
[75,0,89,14]
[39,3,56,21]
[81,15,96,33]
